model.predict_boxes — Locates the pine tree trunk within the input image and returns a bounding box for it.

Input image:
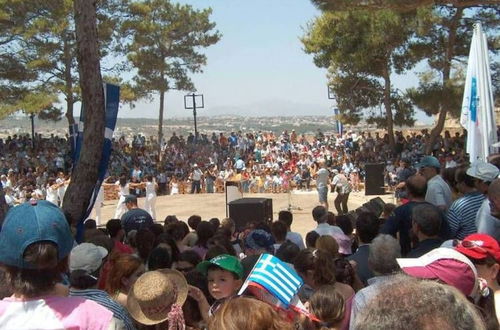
[62,0,105,226]
[383,66,396,152]
[64,33,75,126]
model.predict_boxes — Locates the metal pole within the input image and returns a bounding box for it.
[30,113,35,149]
[192,93,198,143]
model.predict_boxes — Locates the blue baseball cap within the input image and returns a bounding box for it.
[416,156,441,169]
[0,200,74,269]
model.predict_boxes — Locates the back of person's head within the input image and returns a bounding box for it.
[187,215,202,230]
[411,203,442,237]
[220,217,236,234]
[326,211,336,226]
[382,203,396,218]
[336,215,353,236]
[150,223,165,238]
[178,250,202,270]
[294,249,336,287]
[312,206,327,223]
[0,201,73,298]
[356,212,380,244]
[84,219,97,230]
[209,218,221,231]
[166,221,188,242]
[196,221,215,248]
[205,245,229,260]
[207,296,293,330]
[315,235,339,259]
[207,234,237,256]
[354,274,486,330]
[163,215,179,229]
[271,221,288,242]
[106,219,123,239]
[278,210,293,227]
[147,245,172,271]
[86,234,114,254]
[305,231,320,249]
[155,233,181,262]
[368,234,401,275]
[136,229,156,262]
[275,241,300,264]
[406,175,427,198]
[455,166,476,189]
[105,253,143,294]
[300,285,345,330]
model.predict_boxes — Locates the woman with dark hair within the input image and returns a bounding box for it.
[156,233,181,263]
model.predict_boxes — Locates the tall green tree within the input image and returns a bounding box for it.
[302,9,418,149]
[311,0,499,11]
[122,0,221,151]
[0,0,124,125]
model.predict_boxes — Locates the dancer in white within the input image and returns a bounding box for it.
[92,185,104,225]
[135,174,158,220]
[45,178,64,206]
[56,172,67,207]
[103,176,130,219]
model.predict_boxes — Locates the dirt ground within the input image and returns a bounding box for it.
[97,190,395,238]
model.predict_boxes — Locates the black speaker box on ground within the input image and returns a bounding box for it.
[364,163,386,195]
[228,198,273,232]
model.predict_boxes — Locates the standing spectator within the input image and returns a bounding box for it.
[332,169,352,215]
[407,204,444,258]
[416,156,452,210]
[472,163,500,240]
[350,234,401,326]
[314,160,330,211]
[190,164,203,194]
[120,195,154,234]
[347,212,379,285]
[278,210,305,250]
[381,175,431,256]
[446,166,485,240]
[312,206,345,238]
[483,178,500,241]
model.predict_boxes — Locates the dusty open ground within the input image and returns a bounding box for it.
[97,190,395,237]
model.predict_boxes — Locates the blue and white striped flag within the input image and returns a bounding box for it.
[240,253,303,306]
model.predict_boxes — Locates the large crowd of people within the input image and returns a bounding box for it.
[2,127,500,330]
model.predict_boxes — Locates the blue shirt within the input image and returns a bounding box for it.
[446,192,484,239]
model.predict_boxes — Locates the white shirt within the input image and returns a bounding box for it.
[314,223,345,237]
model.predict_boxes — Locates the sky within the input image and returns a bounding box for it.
[118,0,429,122]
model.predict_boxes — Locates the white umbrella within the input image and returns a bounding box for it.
[460,23,497,162]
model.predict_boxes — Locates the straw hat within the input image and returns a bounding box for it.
[127,269,188,325]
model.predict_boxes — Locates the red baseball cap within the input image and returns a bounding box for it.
[455,234,500,263]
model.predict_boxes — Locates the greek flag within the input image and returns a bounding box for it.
[242,254,303,306]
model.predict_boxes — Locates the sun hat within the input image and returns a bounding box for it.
[196,254,243,279]
[455,234,500,263]
[69,243,108,273]
[416,156,441,169]
[127,269,188,326]
[0,200,74,269]
[397,247,478,297]
[245,229,275,253]
[466,161,499,182]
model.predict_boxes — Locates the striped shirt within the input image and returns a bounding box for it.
[446,192,485,240]
[70,288,136,330]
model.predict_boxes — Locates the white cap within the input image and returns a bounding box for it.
[69,243,108,273]
[466,161,499,182]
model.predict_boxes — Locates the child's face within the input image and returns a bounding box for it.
[207,269,242,300]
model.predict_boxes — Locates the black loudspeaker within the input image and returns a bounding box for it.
[361,197,386,218]
[365,163,385,195]
[228,198,273,231]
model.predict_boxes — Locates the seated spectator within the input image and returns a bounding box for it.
[0,201,121,328]
[279,210,305,250]
[191,221,215,259]
[148,245,173,271]
[106,219,133,254]
[271,220,288,252]
[275,240,300,267]
[305,230,320,249]
[174,250,203,275]
[315,235,339,259]
[298,285,345,330]
[183,215,201,247]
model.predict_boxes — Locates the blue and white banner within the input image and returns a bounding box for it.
[74,83,120,240]
[334,108,343,135]
[460,23,497,161]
